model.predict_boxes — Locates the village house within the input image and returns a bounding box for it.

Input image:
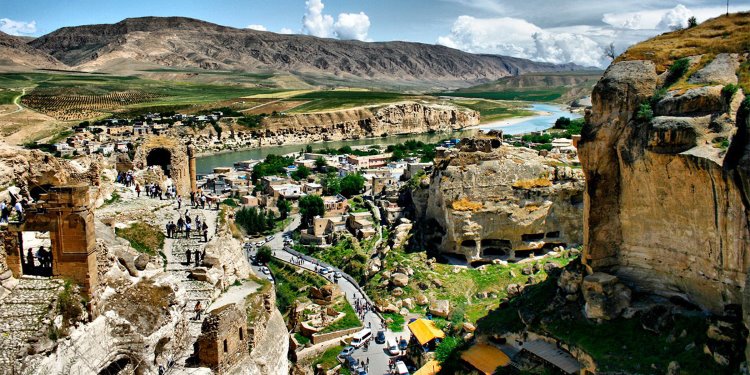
[322,195,348,216]
[300,215,347,245]
[346,212,376,239]
[302,182,323,195]
[346,153,392,169]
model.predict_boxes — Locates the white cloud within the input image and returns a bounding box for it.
[334,12,370,41]
[279,27,295,34]
[0,18,37,36]
[246,24,267,31]
[437,15,607,67]
[657,4,693,30]
[302,0,371,41]
[303,0,334,38]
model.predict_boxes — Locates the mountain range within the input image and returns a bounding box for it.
[2,17,590,88]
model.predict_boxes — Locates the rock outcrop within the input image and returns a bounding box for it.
[246,102,479,147]
[579,51,750,314]
[415,133,584,262]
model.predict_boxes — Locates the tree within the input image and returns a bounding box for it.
[256,245,272,264]
[276,198,292,220]
[322,172,341,195]
[291,165,311,181]
[298,194,325,227]
[604,42,617,60]
[340,173,365,198]
[687,16,698,28]
[314,157,328,172]
[305,145,313,153]
[235,207,274,234]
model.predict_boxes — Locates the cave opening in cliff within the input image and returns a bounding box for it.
[521,233,545,241]
[146,148,172,177]
[461,240,477,248]
[546,231,560,239]
[481,239,512,257]
[99,356,134,375]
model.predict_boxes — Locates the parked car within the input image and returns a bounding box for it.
[261,267,270,274]
[386,338,400,356]
[266,275,274,283]
[344,355,358,370]
[399,338,408,350]
[337,346,355,361]
[395,361,409,375]
[334,272,343,279]
[356,368,368,375]
[318,267,331,275]
[266,235,274,241]
[375,331,386,344]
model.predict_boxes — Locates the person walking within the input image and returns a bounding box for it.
[203,228,208,243]
[177,217,184,234]
[0,200,8,224]
[165,221,172,238]
[194,301,202,320]
[135,184,141,197]
[177,195,182,210]
[13,200,24,222]
[185,222,191,239]
[185,249,192,265]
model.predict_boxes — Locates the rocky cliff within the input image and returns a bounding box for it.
[415,133,584,263]
[579,38,750,313]
[189,101,479,153]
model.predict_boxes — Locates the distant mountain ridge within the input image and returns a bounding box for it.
[0,31,64,69]
[16,16,588,88]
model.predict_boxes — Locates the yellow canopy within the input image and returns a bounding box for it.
[460,344,511,375]
[408,319,446,346]
[413,360,441,375]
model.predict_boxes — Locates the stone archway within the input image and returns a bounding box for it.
[132,136,196,196]
[146,148,173,177]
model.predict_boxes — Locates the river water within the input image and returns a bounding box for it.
[196,103,580,174]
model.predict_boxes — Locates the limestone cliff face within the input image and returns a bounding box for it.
[244,102,479,147]
[579,54,750,313]
[418,139,584,262]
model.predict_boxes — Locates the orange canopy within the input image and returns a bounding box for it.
[413,360,441,375]
[408,319,446,346]
[460,343,511,375]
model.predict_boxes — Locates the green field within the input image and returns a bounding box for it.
[285,90,411,113]
[0,90,21,105]
[437,89,566,102]
[451,99,535,122]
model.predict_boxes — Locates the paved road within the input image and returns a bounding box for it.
[247,215,408,375]
[0,88,27,117]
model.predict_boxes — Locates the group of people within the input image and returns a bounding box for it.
[136,182,178,200]
[189,190,217,210]
[354,295,374,322]
[0,199,25,223]
[185,247,206,267]
[166,211,209,242]
[115,171,136,187]
[24,246,52,275]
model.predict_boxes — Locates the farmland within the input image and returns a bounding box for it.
[284,90,413,113]
[449,99,534,123]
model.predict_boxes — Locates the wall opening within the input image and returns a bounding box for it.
[461,239,477,247]
[545,231,560,238]
[146,148,172,177]
[21,231,52,277]
[239,327,244,341]
[223,339,228,353]
[521,233,545,241]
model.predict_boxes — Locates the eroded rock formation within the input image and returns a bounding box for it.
[415,134,584,262]
[579,53,750,313]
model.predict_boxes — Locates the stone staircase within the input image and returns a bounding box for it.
[0,277,63,374]
[164,226,215,371]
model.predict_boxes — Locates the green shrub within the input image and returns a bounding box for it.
[651,88,668,106]
[435,336,462,363]
[636,102,654,122]
[115,222,165,255]
[722,84,739,101]
[665,58,691,87]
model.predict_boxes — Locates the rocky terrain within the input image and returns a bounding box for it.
[22,17,584,88]
[0,31,64,70]
[410,133,584,263]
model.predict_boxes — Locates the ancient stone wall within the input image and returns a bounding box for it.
[132,136,195,196]
[418,143,584,263]
[579,55,750,313]
[197,304,250,373]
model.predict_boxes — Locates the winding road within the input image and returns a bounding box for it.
[0,88,28,117]
[247,215,408,375]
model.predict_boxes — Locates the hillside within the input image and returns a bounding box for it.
[0,31,65,70]
[438,71,602,102]
[27,16,585,89]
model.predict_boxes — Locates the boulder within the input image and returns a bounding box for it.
[462,322,476,332]
[134,254,150,271]
[521,267,533,275]
[506,283,523,297]
[415,294,429,306]
[582,272,631,320]
[391,273,409,287]
[429,299,450,318]
[543,262,560,273]
[399,308,409,316]
[391,287,404,297]
[378,303,398,314]
[558,267,583,294]
[402,298,414,310]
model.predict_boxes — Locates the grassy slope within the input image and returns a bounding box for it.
[114,222,165,255]
[616,12,750,73]
[284,90,411,113]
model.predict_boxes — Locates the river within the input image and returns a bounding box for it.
[196,103,580,174]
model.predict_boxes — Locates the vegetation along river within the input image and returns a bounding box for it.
[196,103,580,174]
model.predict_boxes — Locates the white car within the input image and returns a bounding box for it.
[266,275,274,283]
[261,267,270,275]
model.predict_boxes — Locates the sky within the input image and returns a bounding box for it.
[2,0,749,68]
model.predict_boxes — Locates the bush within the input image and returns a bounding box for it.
[299,195,325,227]
[665,58,690,87]
[235,207,275,234]
[636,102,654,122]
[554,116,572,129]
[435,336,462,363]
[291,165,311,181]
[722,84,739,101]
[650,88,668,106]
[256,245,272,264]
[251,154,294,182]
[340,173,365,198]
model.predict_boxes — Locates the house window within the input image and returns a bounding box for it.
[223,339,228,353]
[239,327,244,341]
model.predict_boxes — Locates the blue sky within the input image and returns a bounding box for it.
[2,0,749,67]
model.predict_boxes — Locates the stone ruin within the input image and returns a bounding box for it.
[458,130,504,152]
[130,136,197,196]
[4,185,99,296]
[196,304,250,374]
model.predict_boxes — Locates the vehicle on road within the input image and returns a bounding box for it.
[266,235,274,241]
[266,275,274,283]
[395,361,409,375]
[375,330,386,344]
[386,338,400,355]
[350,328,372,348]
[261,266,270,274]
[334,272,342,279]
[318,267,331,275]
[337,346,355,361]
[343,355,358,370]
[356,368,368,375]
[399,338,408,350]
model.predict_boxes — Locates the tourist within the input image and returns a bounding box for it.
[177,195,182,209]
[185,249,192,265]
[195,253,201,267]
[165,221,172,238]
[190,191,195,207]
[135,184,141,197]
[26,248,34,270]
[13,200,23,222]
[203,228,208,243]
[195,215,201,230]
[185,222,191,239]
[177,217,184,233]
[200,249,206,263]
[0,200,8,224]
[194,301,202,320]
